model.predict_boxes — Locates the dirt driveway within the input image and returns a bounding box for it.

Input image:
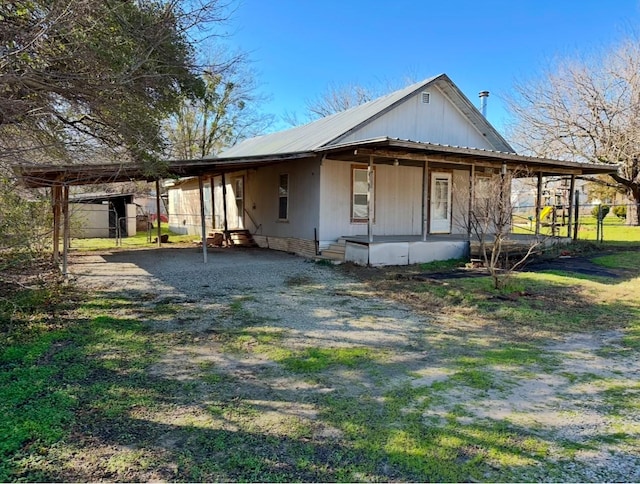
[67,246,640,482]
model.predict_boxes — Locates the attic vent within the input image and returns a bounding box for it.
[421,91,430,104]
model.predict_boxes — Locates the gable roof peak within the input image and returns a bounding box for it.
[215,73,513,159]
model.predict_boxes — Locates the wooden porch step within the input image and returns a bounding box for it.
[226,229,258,248]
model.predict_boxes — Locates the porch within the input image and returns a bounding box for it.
[322,233,570,267]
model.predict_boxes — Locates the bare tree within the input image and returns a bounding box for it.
[284,76,419,126]
[506,38,640,224]
[165,59,272,159]
[305,82,375,119]
[457,169,542,289]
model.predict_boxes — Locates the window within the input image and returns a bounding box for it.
[278,174,289,220]
[351,165,374,222]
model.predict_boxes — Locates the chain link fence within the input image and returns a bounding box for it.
[512,202,638,243]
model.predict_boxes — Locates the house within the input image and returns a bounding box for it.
[165,74,613,265]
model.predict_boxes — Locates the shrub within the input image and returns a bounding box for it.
[591,204,610,220]
[612,205,627,219]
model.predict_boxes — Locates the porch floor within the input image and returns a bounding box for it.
[342,234,469,244]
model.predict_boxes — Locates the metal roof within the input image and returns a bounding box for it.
[215,74,514,159]
[15,137,615,188]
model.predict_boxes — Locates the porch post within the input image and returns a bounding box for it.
[367,155,373,243]
[198,175,208,264]
[535,172,543,235]
[52,185,61,264]
[221,172,229,240]
[62,185,69,277]
[468,164,475,237]
[155,179,162,247]
[567,175,576,238]
[422,160,428,241]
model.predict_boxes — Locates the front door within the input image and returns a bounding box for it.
[233,176,244,229]
[430,172,452,233]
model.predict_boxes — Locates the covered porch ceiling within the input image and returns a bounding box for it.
[15,137,615,189]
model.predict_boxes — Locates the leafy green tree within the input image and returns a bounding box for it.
[0,0,229,173]
[0,0,236,267]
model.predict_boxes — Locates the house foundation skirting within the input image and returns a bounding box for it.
[345,239,470,267]
[253,235,317,259]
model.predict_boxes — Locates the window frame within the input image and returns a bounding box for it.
[278,173,289,221]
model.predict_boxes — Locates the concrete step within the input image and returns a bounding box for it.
[321,241,346,262]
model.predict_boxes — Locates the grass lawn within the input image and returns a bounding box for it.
[513,214,640,244]
[69,223,199,250]
[1,244,639,481]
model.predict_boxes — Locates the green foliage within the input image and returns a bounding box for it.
[0,0,216,168]
[612,205,627,219]
[0,178,51,259]
[591,204,610,220]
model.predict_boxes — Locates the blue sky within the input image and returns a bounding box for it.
[224,0,640,135]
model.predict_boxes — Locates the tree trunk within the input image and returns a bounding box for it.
[626,190,640,226]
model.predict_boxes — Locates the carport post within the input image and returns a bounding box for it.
[198,175,208,264]
[52,185,61,264]
[62,185,69,277]
[155,179,162,247]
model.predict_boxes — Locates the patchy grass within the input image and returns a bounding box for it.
[361,252,640,337]
[419,257,467,272]
[277,347,383,373]
[2,249,640,481]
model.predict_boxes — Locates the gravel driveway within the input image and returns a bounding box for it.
[68,246,640,482]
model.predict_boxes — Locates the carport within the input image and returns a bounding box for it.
[14,155,302,275]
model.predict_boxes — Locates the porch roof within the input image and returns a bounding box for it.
[318,138,616,176]
[15,136,614,189]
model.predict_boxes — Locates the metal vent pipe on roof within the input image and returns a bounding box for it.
[479,90,489,117]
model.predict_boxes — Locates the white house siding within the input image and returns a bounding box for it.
[168,159,321,257]
[168,179,207,235]
[318,159,423,244]
[336,86,494,149]
[244,159,321,243]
